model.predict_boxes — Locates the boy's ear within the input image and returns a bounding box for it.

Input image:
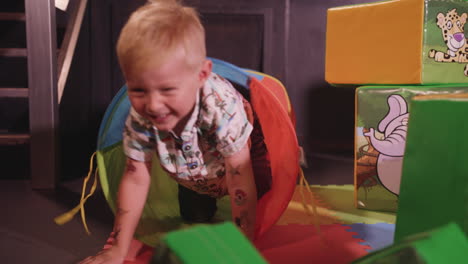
[198,59,212,82]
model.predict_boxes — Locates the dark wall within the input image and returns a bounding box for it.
[59,5,94,180]
[59,0,373,180]
[287,0,372,157]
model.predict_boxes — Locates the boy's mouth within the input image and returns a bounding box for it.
[149,113,170,124]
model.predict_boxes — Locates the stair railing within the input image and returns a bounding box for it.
[24,0,87,188]
[57,0,88,103]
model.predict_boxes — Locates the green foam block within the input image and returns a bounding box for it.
[152,222,267,264]
[394,94,468,242]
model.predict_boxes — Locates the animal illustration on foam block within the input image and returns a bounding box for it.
[363,95,409,195]
[428,9,468,76]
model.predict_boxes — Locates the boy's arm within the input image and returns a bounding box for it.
[111,158,152,255]
[81,158,151,264]
[225,144,257,241]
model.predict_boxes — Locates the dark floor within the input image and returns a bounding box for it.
[0,153,353,263]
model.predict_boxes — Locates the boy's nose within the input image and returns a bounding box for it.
[146,94,163,114]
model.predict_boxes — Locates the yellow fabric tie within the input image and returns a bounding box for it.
[54,152,98,235]
[298,169,322,236]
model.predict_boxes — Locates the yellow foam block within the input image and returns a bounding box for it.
[325,0,468,85]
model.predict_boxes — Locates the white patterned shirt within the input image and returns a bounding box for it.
[123,73,253,197]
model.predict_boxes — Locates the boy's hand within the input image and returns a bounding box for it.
[79,247,125,264]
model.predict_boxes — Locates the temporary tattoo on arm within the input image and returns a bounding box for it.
[111,228,121,239]
[116,207,129,216]
[234,189,247,206]
[235,217,241,227]
[112,199,128,246]
[108,227,121,245]
[145,161,152,171]
[126,159,137,173]
[116,198,130,216]
[234,210,249,229]
[229,165,241,177]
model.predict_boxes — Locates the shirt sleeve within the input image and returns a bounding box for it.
[201,75,253,157]
[122,107,156,162]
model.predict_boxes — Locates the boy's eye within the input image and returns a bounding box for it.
[128,88,146,95]
[161,87,175,92]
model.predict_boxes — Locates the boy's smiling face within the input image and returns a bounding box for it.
[126,48,212,134]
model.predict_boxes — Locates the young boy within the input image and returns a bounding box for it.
[81,0,271,263]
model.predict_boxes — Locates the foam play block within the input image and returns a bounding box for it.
[355,85,468,213]
[345,223,396,252]
[394,93,468,242]
[325,0,468,85]
[353,222,468,264]
[151,222,267,264]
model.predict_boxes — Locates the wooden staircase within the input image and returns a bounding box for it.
[0,0,87,189]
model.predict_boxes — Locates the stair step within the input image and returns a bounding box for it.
[0,48,27,57]
[0,12,25,21]
[0,88,28,98]
[0,48,62,57]
[0,133,30,145]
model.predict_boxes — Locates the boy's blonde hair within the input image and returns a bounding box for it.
[117,0,206,76]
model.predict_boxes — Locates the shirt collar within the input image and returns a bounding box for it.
[170,88,201,142]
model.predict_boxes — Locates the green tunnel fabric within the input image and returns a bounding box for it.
[97,144,232,246]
